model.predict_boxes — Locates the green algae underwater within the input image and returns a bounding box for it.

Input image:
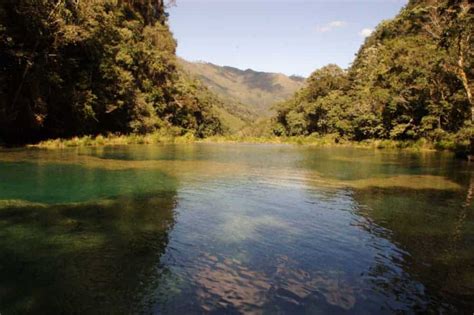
[0,144,472,314]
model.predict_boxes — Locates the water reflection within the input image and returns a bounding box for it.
[353,183,474,312]
[195,252,270,312]
[0,144,473,313]
[193,254,358,312]
[0,193,177,314]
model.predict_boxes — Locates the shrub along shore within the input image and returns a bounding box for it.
[16,132,469,158]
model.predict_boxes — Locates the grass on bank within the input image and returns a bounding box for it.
[203,135,439,151]
[30,132,470,157]
[31,131,197,149]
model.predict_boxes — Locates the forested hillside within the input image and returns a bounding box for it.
[179,59,305,116]
[274,0,473,153]
[0,0,223,144]
[2,0,472,150]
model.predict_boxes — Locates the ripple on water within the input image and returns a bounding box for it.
[0,144,472,313]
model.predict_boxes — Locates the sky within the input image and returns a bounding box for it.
[168,0,408,77]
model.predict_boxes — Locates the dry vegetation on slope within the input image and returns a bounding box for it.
[179,58,305,116]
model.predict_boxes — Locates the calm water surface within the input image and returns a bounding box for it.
[0,144,472,314]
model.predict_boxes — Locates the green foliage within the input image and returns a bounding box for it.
[273,0,473,153]
[178,58,305,117]
[0,0,222,144]
[274,65,350,137]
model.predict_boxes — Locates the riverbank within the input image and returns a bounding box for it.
[29,132,197,148]
[23,132,471,156]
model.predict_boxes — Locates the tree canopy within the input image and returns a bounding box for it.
[0,0,222,144]
[273,0,473,152]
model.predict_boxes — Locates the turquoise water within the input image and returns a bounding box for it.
[0,144,472,314]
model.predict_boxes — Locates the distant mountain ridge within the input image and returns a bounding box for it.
[178,59,305,116]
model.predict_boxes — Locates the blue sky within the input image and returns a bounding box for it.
[168,0,408,77]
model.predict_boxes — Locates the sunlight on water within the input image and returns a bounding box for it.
[0,144,472,313]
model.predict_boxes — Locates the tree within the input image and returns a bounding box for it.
[0,0,222,144]
[273,0,473,145]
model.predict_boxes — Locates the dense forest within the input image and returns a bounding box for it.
[0,0,224,144]
[1,0,473,154]
[273,0,473,153]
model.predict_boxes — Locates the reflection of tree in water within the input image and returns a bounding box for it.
[0,192,177,314]
[352,183,474,313]
[443,172,474,309]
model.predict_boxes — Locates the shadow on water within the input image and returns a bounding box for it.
[296,147,474,312]
[0,192,178,314]
[351,181,474,312]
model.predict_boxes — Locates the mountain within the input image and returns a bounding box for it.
[176,70,253,134]
[178,59,305,116]
[273,0,473,153]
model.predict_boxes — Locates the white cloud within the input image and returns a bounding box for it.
[359,28,374,37]
[316,20,347,33]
